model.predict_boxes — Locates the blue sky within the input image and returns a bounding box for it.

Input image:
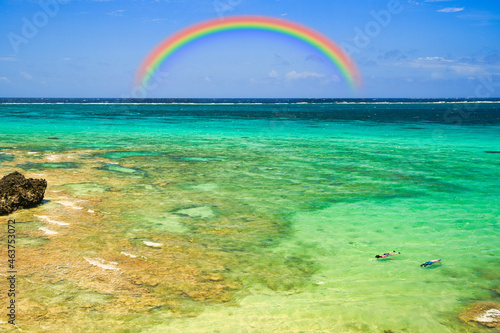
[1,0,499,98]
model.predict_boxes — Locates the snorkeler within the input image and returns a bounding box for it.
[375,250,401,259]
[420,258,441,267]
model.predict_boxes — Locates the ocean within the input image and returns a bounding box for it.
[0,98,499,332]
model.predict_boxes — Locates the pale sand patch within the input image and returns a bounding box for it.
[32,173,46,177]
[39,227,58,235]
[34,215,70,226]
[45,153,77,161]
[84,258,120,270]
[46,154,61,161]
[143,241,163,248]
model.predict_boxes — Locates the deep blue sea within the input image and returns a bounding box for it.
[0,98,499,332]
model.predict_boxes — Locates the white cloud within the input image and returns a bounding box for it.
[268,70,279,79]
[20,72,33,80]
[396,56,498,78]
[431,72,444,79]
[410,0,451,5]
[437,7,465,13]
[0,77,10,83]
[108,9,126,16]
[285,71,326,81]
[457,11,500,26]
[0,57,18,62]
[449,64,484,76]
[330,75,341,83]
[417,56,452,62]
[204,76,212,82]
[406,56,455,67]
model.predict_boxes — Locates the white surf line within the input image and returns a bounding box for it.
[39,227,58,235]
[56,199,95,213]
[55,200,84,210]
[120,252,138,258]
[84,258,120,270]
[34,215,70,226]
[143,241,163,248]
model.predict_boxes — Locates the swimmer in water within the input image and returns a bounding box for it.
[375,250,401,259]
[420,258,441,267]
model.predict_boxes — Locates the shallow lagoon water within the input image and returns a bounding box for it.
[0,99,499,332]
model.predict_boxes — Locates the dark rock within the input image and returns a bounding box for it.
[0,171,47,215]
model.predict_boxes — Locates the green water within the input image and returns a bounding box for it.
[0,101,499,332]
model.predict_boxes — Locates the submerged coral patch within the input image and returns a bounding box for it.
[132,214,189,233]
[61,183,111,196]
[171,205,217,218]
[190,183,220,192]
[171,156,222,162]
[0,153,14,162]
[97,150,163,159]
[17,162,81,170]
[16,236,49,248]
[459,302,500,328]
[96,163,148,177]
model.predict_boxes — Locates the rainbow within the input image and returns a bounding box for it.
[135,15,361,91]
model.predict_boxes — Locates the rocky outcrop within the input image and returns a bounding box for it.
[459,302,500,329]
[0,171,47,215]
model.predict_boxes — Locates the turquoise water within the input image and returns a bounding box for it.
[0,100,499,332]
